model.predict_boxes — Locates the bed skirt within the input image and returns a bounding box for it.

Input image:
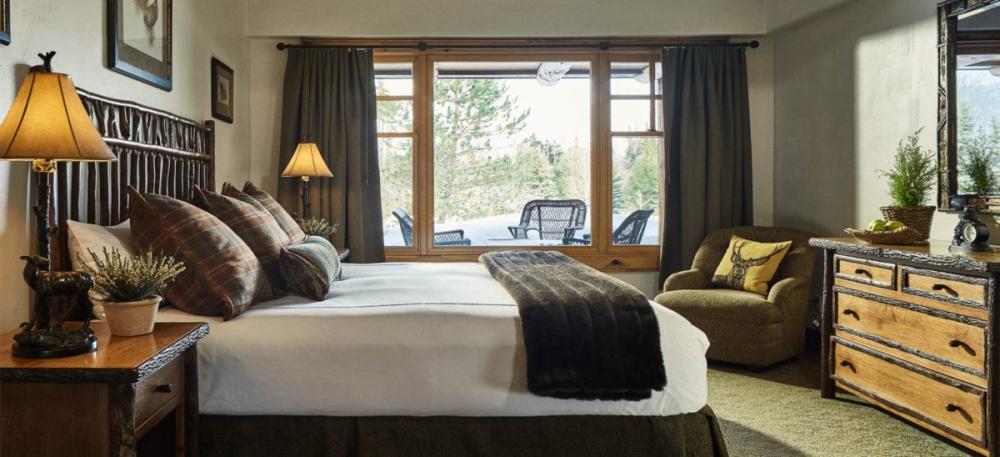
[199,406,728,457]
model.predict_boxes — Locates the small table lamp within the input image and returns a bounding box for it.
[281,142,333,219]
[0,52,115,358]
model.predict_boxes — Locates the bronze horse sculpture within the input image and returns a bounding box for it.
[13,256,98,358]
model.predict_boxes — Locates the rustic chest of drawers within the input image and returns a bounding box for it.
[811,238,1000,456]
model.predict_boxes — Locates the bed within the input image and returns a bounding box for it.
[53,90,728,457]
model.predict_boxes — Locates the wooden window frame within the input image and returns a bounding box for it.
[376,48,663,272]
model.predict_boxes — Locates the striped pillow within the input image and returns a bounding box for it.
[222,181,306,242]
[279,236,342,301]
[192,186,292,293]
[129,188,273,320]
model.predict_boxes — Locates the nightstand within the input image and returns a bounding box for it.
[0,321,209,457]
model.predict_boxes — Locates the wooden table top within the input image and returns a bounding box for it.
[0,321,208,384]
[809,237,1000,272]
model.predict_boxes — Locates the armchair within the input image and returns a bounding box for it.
[654,226,818,368]
[391,208,472,246]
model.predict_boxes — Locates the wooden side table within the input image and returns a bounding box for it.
[0,321,209,457]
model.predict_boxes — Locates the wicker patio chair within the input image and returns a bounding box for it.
[508,199,587,240]
[562,209,653,245]
[391,208,471,246]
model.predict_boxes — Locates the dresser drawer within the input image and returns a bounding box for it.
[834,255,895,289]
[834,291,986,376]
[135,356,183,428]
[901,267,987,309]
[833,340,986,446]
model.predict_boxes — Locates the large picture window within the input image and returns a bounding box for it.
[375,48,663,270]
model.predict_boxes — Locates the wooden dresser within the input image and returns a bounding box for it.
[0,322,209,457]
[810,238,1000,456]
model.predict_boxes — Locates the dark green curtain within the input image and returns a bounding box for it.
[278,48,385,262]
[659,46,753,283]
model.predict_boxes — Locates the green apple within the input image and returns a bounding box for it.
[867,219,887,232]
[884,220,906,231]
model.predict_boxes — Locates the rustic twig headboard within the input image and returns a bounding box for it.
[51,89,215,271]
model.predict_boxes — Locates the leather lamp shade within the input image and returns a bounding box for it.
[281,143,333,180]
[0,69,114,172]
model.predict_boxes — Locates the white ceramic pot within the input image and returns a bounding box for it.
[98,295,162,336]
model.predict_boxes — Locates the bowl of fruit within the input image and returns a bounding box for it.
[844,219,923,245]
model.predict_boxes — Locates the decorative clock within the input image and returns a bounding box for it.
[949,196,991,253]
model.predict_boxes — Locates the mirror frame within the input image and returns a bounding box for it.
[938,0,1000,211]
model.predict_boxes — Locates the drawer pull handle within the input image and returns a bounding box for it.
[946,403,974,423]
[932,283,959,297]
[839,360,857,373]
[853,268,873,278]
[949,340,977,357]
[155,384,173,394]
[841,309,860,320]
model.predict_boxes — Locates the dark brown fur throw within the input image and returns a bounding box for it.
[480,251,666,401]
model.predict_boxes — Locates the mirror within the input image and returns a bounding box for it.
[939,0,1000,213]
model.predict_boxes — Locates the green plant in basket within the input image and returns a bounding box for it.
[81,247,185,302]
[878,128,937,208]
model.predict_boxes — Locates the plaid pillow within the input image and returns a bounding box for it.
[279,236,342,301]
[193,186,292,293]
[129,188,273,320]
[222,181,306,243]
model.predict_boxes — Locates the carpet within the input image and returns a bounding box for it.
[707,349,974,456]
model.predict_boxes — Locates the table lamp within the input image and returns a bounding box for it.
[281,142,333,219]
[0,52,116,357]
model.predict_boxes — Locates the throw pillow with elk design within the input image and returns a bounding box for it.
[711,235,792,295]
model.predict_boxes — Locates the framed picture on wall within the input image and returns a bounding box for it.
[107,0,172,91]
[211,58,234,124]
[0,0,11,46]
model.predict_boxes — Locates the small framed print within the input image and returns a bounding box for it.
[107,0,172,91]
[211,58,234,124]
[0,0,11,46]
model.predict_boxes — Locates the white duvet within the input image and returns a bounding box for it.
[157,262,710,417]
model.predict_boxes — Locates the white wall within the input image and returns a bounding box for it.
[772,0,999,239]
[0,0,251,332]
[246,0,770,38]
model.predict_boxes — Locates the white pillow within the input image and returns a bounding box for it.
[66,220,135,320]
[66,220,135,271]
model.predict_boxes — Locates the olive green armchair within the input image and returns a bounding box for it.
[654,226,818,368]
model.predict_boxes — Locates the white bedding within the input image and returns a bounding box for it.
[157,262,710,417]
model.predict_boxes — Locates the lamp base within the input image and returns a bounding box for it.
[12,327,98,358]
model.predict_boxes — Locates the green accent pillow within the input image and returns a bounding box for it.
[279,236,341,300]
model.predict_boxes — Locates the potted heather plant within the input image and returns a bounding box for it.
[299,216,339,239]
[878,128,937,241]
[82,248,185,336]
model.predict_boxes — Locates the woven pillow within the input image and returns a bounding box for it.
[221,181,306,243]
[192,186,293,292]
[711,235,792,296]
[128,188,273,320]
[279,236,342,300]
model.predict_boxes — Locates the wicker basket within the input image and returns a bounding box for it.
[844,227,923,245]
[879,206,934,241]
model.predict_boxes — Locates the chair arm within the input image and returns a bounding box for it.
[663,269,710,292]
[767,277,806,307]
[508,225,529,239]
[562,225,586,239]
[561,237,590,245]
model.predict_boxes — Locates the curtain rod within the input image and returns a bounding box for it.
[276,40,759,51]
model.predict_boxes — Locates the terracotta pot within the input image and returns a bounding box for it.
[880,206,935,241]
[97,295,162,336]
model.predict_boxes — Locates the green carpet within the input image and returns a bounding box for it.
[706,350,974,456]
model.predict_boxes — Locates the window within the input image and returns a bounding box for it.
[432,61,592,246]
[375,49,663,270]
[610,61,662,246]
[375,61,415,247]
